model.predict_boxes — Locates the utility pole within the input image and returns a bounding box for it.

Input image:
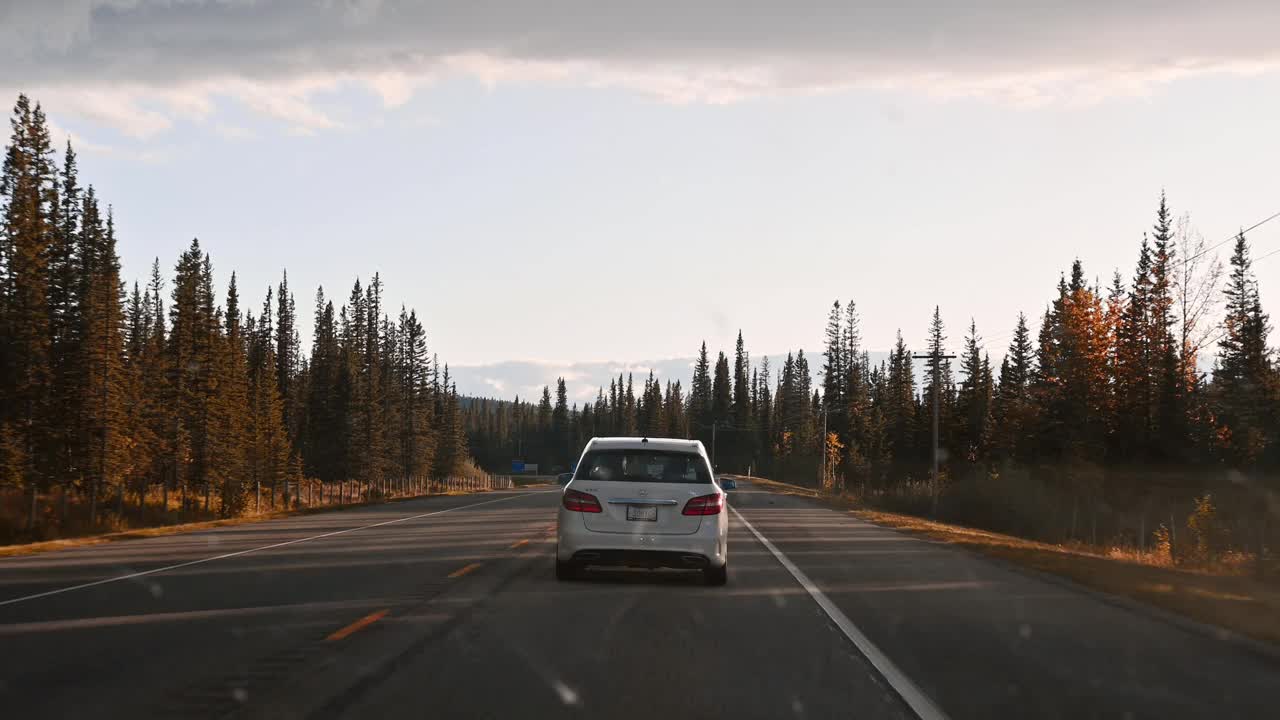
[913,350,955,517]
[712,422,718,468]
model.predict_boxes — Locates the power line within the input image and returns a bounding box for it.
[1182,209,1280,266]
[1255,245,1280,265]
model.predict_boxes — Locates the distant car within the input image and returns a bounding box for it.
[556,437,729,585]
[556,472,573,486]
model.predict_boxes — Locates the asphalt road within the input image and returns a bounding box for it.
[0,481,1276,719]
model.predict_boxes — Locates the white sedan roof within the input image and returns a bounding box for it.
[586,437,705,454]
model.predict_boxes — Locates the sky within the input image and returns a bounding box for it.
[4,1,1280,401]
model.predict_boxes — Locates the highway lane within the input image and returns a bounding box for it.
[727,483,1278,719]
[331,494,913,720]
[0,491,558,719]
[1,480,1277,719]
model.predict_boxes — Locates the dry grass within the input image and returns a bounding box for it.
[733,475,1280,648]
[0,511,299,558]
[0,484,503,558]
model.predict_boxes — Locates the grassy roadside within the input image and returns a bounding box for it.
[0,488,502,559]
[733,475,1280,648]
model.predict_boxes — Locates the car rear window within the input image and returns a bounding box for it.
[575,449,712,484]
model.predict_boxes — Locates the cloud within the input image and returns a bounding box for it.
[4,1,1280,136]
[213,123,256,141]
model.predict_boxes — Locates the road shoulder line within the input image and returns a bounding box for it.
[731,505,950,720]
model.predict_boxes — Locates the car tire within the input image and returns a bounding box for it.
[555,558,578,581]
[704,562,728,586]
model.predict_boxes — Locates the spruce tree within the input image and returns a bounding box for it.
[47,140,83,501]
[1148,193,1183,459]
[712,352,732,423]
[622,373,637,436]
[275,270,301,443]
[756,357,773,473]
[955,319,990,464]
[822,302,845,413]
[1213,232,1274,467]
[78,199,127,523]
[216,273,252,514]
[0,95,57,527]
[690,341,713,443]
[993,313,1036,462]
[553,377,569,466]
[920,307,956,462]
[732,332,752,465]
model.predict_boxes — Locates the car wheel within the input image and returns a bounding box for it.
[704,562,728,586]
[555,558,578,581]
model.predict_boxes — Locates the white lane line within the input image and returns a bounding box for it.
[731,506,950,720]
[0,492,548,608]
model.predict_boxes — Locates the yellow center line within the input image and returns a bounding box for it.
[448,562,483,578]
[509,539,529,549]
[325,609,388,642]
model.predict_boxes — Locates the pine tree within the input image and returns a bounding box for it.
[432,367,467,477]
[275,270,301,443]
[397,308,434,487]
[1213,232,1274,467]
[1148,193,1183,459]
[341,279,371,486]
[822,301,845,414]
[841,302,870,481]
[884,331,917,468]
[77,198,127,523]
[0,95,57,528]
[920,307,956,463]
[361,275,387,487]
[993,313,1036,462]
[732,332,752,466]
[247,321,290,510]
[1043,260,1111,464]
[664,380,687,438]
[167,239,215,511]
[46,140,83,503]
[552,377,570,466]
[305,288,345,482]
[139,259,172,508]
[622,373,637,436]
[756,356,773,473]
[215,273,251,514]
[690,341,713,444]
[955,319,991,464]
[793,349,815,452]
[712,352,732,425]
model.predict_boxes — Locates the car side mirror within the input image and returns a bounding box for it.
[720,477,737,490]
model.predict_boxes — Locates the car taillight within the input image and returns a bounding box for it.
[562,489,602,513]
[682,493,724,516]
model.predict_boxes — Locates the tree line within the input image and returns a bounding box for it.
[464,332,823,480]
[467,193,1277,564]
[0,95,469,541]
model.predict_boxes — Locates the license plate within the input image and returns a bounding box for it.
[626,505,658,522]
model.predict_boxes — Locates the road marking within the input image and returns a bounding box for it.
[326,609,389,641]
[0,492,548,608]
[509,539,529,549]
[731,506,950,720]
[448,562,483,578]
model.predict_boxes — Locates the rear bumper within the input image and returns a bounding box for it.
[557,508,728,568]
[568,549,714,569]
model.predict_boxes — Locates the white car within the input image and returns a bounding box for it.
[556,437,729,585]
